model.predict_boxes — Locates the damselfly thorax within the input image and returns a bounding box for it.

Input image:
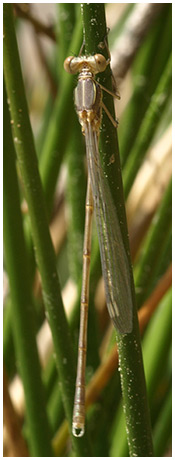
[64,54,107,134]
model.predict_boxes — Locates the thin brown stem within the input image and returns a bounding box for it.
[3,366,29,457]
[13,4,56,41]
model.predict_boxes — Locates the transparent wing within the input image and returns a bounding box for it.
[84,122,133,334]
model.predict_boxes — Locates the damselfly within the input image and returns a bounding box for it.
[64,50,133,437]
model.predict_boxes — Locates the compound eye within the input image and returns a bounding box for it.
[64,56,74,74]
[94,54,107,72]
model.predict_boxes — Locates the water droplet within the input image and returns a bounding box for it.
[72,426,85,438]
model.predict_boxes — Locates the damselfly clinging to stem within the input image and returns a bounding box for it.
[64,41,133,438]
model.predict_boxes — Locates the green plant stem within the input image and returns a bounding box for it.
[57,3,76,76]
[3,84,53,457]
[153,386,172,456]
[40,11,83,212]
[135,178,172,308]
[47,381,65,435]
[66,115,86,282]
[123,53,172,199]
[156,228,172,280]
[58,5,86,284]
[119,5,172,166]
[110,288,172,457]
[3,5,91,456]
[81,4,153,456]
[142,289,172,399]
[116,319,153,456]
[90,373,121,457]
[3,300,16,379]
[43,238,102,407]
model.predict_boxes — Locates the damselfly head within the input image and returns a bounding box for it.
[64,54,108,76]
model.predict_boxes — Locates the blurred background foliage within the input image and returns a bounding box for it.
[3,3,171,457]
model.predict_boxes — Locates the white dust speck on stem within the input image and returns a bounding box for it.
[14,137,22,145]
